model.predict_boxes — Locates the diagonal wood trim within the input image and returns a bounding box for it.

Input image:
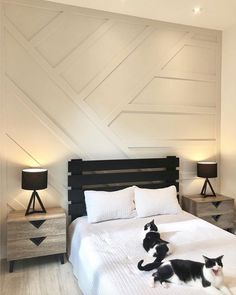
[103,32,195,125]
[123,104,216,115]
[7,198,26,210]
[154,75,216,83]
[77,25,154,100]
[55,19,114,74]
[5,16,131,157]
[5,133,66,196]
[30,11,66,46]
[5,132,41,165]
[128,76,216,109]
[6,77,90,159]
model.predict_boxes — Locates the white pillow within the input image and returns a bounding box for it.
[135,185,181,218]
[84,186,135,223]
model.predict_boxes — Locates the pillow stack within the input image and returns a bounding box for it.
[85,185,181,223]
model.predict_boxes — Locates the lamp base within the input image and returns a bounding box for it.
[200,178,216,197]
[25,190,47,216]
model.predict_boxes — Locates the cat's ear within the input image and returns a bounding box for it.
[217,255,224,261]
[160,239,168,244]
[151,219,154,224]
[202,255,210,263]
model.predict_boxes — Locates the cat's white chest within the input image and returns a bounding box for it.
[203,268,224,288]
[142,229,148,240]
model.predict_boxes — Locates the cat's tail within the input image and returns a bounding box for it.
[137,258,163,271]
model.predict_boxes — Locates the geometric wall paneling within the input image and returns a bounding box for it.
[62,21,147,94]
[110,112,216,142]
[85,29,187,119]
[127,139,217,150]
[131,77,217,107]
[70,25,154,104]
[54,19,115,75]
[163,45,217,75]
[192,33,218,43]
[5,3,61,40]
[6,77,85,161]
[5,79,76,211]
[123,104,216,115]
[5,13,130,158]
[5,79,76,169]
[102,31,198,126]
[5,30,123,159]
[36,13,106,66]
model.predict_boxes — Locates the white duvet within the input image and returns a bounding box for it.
[68,211,236,295]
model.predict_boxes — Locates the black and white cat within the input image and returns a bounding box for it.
[142,219,172,262]
[148,255,232,295]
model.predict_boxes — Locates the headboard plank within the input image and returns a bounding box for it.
[68,157,179,173]
[68,170,178,187]
[68,156,179,221]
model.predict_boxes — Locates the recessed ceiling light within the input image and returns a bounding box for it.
[192,7,203,14]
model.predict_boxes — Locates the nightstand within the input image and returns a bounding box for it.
[7,207,66,273]
[182,194,235,231]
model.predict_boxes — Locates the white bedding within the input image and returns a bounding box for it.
[68,211,236,295]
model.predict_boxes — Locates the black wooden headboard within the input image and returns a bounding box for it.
[68,156,179,221]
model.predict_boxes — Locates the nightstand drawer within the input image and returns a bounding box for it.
[196,200,234,216]
[201,213,234,229]
[7,218,66,241]
[7,234,66,260]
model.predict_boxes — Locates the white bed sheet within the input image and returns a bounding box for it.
[68,211,236,295]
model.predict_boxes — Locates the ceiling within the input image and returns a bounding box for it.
[46,0,236,30]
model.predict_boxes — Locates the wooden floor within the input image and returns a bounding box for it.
[0,256,83,295]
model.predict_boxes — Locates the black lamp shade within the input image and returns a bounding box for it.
[197,162,217,179]
[22,168,48,191]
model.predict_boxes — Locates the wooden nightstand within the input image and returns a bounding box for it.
[182,194,235,231]
[7,207,66,273]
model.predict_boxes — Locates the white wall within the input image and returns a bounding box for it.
[221,23,236,203]
[0,0,221,258]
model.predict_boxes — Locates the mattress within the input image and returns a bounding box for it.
[68,211,236,295]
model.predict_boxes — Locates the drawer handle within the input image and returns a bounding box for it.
[29,220,46,229]
[212,215,221,222]
[212,201,221,208]
[30,237,46,246]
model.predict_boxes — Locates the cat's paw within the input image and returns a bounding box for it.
[161,282,169,288]
[149,279,155,288]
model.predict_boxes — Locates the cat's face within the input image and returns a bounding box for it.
[144,219,158,232]
[203,255,224,275]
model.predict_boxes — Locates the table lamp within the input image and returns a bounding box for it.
[197,162,217,197]
[22,168,47,215]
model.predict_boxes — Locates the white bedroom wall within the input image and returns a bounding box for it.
[0,0,221,258]
[221,23,236,204]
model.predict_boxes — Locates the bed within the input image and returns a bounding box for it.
[67,157,236,295]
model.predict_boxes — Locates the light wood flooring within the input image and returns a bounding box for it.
[0,256,83,295]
